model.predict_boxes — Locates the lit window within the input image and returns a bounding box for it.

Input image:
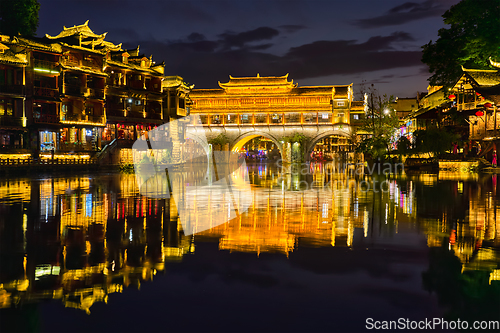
[353,115,359,120]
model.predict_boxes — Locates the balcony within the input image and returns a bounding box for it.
[0,85,25,95]
[33,59,59,72]
[61,113,105,125]
[127,110,144,119]
[106,106,125,118]
[145,112,161,120]
[457,102,477,111]
[33,86,59,99]
[0,116,24,127]
[81,60,101,71]
[64,84,85,97]
[86,88,105,99]
[34,113,59,124]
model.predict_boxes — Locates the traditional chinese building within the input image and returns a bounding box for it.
[0,21,193,162]
[43,22,118,153]
[450,60,500,147]
[189,74,364,161]
[190,74,355,126]
[103,45,165,144]
[0,39,28,151]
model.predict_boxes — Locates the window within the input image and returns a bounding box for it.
[353,114,359,120]
[0,99,13,116]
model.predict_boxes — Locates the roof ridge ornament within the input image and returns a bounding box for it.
[490,57,500,69]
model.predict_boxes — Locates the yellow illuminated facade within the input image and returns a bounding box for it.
[190,74,363,127]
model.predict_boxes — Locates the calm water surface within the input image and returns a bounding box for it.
[0,164,499,332]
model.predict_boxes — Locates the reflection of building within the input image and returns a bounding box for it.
[0,175,193,313]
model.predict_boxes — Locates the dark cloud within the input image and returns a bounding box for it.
[187,32,206,42]
[353,0,446,28]
[248,43,274,51]
[218,27,280,49]
[279,24,307,33]
[140,30,422,88]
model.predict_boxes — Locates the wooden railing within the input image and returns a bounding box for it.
[0,85,25,95]
[0,116,24,127]
[33,86,59,98]
[34,59,59,71]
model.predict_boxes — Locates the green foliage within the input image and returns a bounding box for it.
[0,0,40,37]
[413,128,459,158]
[422,0,500,87]
[208,132,229,146]
[160,149,172,164]
[357,85,399,160]
[281,133,308,162]
[396,136,411,155]
[281,132,307,144]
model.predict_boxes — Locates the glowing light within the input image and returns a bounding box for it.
[34,68,59,74]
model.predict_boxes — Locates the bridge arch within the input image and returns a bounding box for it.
[230,131,285,161]
[305,129,352,162]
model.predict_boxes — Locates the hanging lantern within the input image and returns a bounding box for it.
[484,102,493,108]
[448,94,456,100]
[476,92,481,96]
[475,111,484,117]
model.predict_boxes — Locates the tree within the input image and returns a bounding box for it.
[422,0,500,88]
[356,85,399,160]
[413,128,459,158]
[0,0,40,37]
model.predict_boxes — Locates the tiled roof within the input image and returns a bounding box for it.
[219,74,294,87]
[60,64,107,76]
[294,86,335,95]
[0,43,28,65]
[463,68,500,87]
[12,36,62,53]
[45,20,106,40]
[105,59,163,76]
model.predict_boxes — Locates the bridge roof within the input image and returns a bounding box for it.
[218,74,295,88]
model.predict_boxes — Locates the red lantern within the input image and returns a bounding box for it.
[475,111,484,117]
[448,94,456,99]
[484,102,493,108]
[476,92,481,96]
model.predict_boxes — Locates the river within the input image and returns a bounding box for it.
[0,164,499,332]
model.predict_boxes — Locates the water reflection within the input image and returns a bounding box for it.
[0,164,499,329]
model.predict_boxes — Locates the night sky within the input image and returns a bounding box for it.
[37,0,461,98]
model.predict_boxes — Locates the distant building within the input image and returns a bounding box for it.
[391,96,419,120]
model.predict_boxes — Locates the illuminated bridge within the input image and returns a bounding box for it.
[189,74,365,162]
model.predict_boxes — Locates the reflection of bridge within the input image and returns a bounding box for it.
[189,74,365,162]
